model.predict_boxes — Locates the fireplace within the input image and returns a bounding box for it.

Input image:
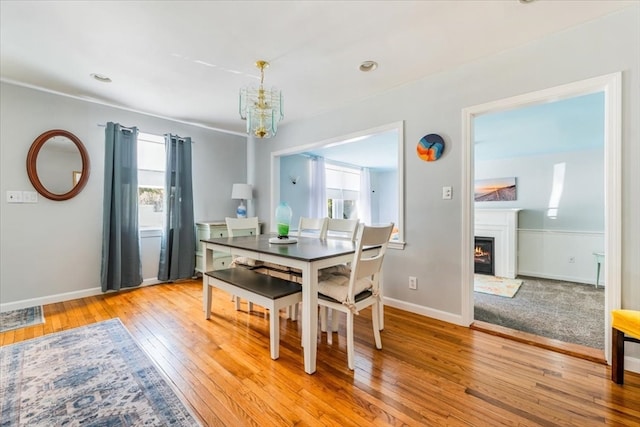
[474,236,495,275]
[475,208,521,279]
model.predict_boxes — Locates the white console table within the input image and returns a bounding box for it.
[195,220,263,273]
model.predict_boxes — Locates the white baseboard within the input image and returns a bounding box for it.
[1,287,103,312]
[383,297,465,326]
[0,278,162,313]
[624,355,640,375]
[516,270,595,286]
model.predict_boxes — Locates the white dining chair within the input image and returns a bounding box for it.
[284,216,330,281]
[317,223,394,370]
[319,218,359,334]
[225,217,261,311]
[283,217,329,319]
[265,217,328,279]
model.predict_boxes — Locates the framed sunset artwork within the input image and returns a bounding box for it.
[474,177,517,201]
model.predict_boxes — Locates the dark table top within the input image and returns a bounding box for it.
[201,234,358,262]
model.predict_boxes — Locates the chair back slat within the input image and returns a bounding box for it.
[297,217,328,238]
[325,218,359,241]
[359,224,394,246]
[225,217,260,237]
[348,223,394,300]
[356,255,385,279]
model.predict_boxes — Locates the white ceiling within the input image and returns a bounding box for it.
[301,129,399,170]
[0,1,634,136]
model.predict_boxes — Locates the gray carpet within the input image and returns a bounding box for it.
[474,276,605,349]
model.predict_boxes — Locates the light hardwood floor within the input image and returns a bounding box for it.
[2,280,639,426]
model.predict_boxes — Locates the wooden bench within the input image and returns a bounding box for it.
[204,268,302,360]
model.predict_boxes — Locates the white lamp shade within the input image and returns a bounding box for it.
[231,183,252,200]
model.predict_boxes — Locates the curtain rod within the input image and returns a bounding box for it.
[97,123,135,132]
[96,123,193,142]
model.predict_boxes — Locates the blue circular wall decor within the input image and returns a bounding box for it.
[417,133,445,162]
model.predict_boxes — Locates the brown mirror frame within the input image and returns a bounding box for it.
[26,129,90,201]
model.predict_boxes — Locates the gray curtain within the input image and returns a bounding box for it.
[158,134,195,281]
[101,122,142,292]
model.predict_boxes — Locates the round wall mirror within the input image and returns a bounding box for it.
[26,129,90,201]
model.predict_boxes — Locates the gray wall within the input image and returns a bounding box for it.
[373,170,398,226]
[0,83,246,304]
[254,6,639,323]
[476,148,605,231]
[279,154,312,227]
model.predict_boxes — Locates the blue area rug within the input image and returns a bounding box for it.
[0,306,44,332]
[0,318,202,426]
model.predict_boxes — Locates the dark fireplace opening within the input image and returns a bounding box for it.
[474,236,495,276]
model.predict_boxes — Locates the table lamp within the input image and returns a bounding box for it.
[231,183,252,218]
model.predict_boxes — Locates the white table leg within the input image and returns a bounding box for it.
[378,271,385,330]
[204,278,212,319]
[302,263,318,374]
[203,243,213,316]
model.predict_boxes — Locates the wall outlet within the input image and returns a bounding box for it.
[409,276,417,290]
[442,186,452,200]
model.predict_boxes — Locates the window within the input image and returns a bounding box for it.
[273,121,404,248]
[325,163,360,220]
[137,132,165,228]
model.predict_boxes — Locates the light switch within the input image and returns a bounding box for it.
[442,186,452,200]
[6,191,23,203]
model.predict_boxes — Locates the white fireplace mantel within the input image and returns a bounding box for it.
[474,208,521,279]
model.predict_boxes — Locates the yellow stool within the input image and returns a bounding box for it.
[611,309,640,384]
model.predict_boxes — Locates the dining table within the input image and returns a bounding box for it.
[201,233,372,374]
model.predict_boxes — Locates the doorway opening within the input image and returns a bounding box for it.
[461,73,621,364]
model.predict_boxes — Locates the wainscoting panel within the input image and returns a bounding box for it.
[518,229,604,285]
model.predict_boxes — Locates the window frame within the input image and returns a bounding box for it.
[325,161,361,220]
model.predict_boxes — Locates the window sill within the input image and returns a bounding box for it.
[140,227,163,238]
[388,240,405,250]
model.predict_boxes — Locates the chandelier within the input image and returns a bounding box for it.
[239,60,283,139]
